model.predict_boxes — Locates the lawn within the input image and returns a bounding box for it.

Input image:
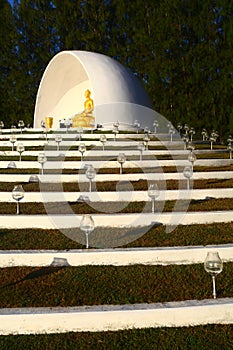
[0,325,233,350]
[0,263,232,308]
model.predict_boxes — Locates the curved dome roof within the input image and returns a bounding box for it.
[33,50,156,129]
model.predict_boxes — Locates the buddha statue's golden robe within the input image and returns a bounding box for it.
[72,89,95,128]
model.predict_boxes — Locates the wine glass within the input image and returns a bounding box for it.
[204,251,223,299]
[18,120,25,133]
[16,143,25,161]
[148,183,160,213]
[134,120,140,134]
[117,153,126,174]
[55,134,62,151]
[80,214,95,249]
[78,143,86,161]
[12,185,24,215]
[137,141,145,161]
[10,134,17,151]
[0,121,4,133]
[153,120,159,134]
[169,126,175,142]
[143,133,150,150]
[77,126,83,141]
[100,134,107,151]
[85,165,96,192]
[183,166,193,190]
[65,119,70,133]
[188,152,196,171]
[38,152,47,175]
[228,144,232,159]
[113,126,119,141]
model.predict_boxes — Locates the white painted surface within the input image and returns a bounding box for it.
[0,299,232,334]
[0,245,232,267]
[0,170,232,182]
[0,130,232,333]
[0,158,231,170]
[3,149,191,157]
[33,50,155,129]
[1,188,233,203]
[0,211,232,229]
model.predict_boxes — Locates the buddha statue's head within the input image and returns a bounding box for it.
[85,89,91,98]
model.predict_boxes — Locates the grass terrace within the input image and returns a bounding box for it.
[0,325,233,350]
[0,130,232,345]
[0,222,233,250]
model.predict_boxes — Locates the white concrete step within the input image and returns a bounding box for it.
[0,298,232,334]
[2,188,233,203]
[0,158,232,170]
[0,170,232,182]
[0,244,232,267]
[0,211,232,229]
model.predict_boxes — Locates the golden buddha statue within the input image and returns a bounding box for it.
[72,89,95,128]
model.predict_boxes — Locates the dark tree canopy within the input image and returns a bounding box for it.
[0,0,232,138]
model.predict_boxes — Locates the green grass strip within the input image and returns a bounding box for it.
[1,177,233,192]
[0,325,232,350]
[0,222,232,250]
[0,263,232,308]
[1,197,233,215]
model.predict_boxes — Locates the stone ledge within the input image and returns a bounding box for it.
[0,298,232,334]
[0,244,232,267]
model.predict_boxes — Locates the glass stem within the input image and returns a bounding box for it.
[187,179,190,190]
[212,276,217,299]
[152,199,155,213]
[85,232,89,249]
[17,201,20,215]
[89,180,92,192]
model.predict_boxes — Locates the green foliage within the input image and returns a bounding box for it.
[0,222,233,250]
[1,1,233,137]
[0,263,232,308]
[0,325,233,350]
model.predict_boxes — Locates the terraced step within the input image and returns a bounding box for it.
[0,170,233,182]
[0,244,232,267]
[0,158,232,170]
[0,210,232,229]
[0,298,232,334]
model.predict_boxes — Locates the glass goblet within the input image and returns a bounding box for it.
[16,143,25,161]
[10,134,17,151]
[183,166,193,190]
[204,251,223,299]
[85,165,96,192]
[117,153,126,174]
[148,183,160,213]
[137,141,145,161]
[12,184,24,215]
[100,134,107,150]
[78,143,86,161]
[80,214,95,249]
[55,134,62,151]
[38,152,47,175]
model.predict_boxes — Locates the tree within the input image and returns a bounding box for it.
[0,0,18,126]
[12,0,58,126]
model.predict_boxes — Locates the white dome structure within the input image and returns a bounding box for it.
[33,50,157,130]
